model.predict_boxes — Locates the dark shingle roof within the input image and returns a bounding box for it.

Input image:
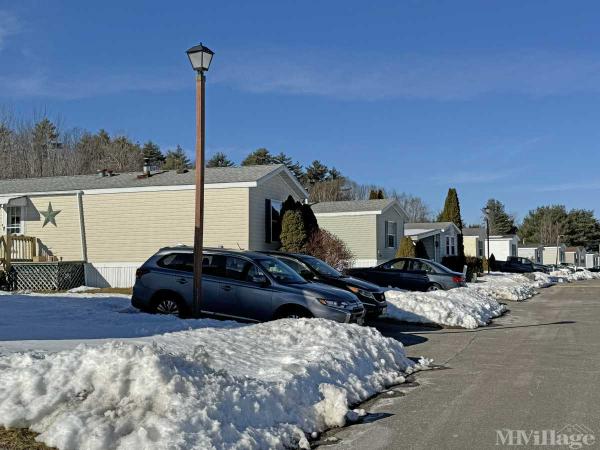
[0,165,285,195]
[311,199,396,214]
[462,227,484,236]
[405,222,456,231]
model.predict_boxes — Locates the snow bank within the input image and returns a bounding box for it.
[384,287,506,329]
[472,273,538,301]
[550,268,600,282]
[0,293,425,450]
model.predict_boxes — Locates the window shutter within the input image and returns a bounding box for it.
[384,221,389,247]
[265,199,272,243]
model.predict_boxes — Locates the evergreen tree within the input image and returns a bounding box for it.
[483,198,517,235]
[206,152,235,168]
[301,203,319,237]
[280,210,308,252]
[163,145,191,170]
[142,141,165,167]
[438,188,465,261]
[241,148,274,166]
[415,240,429,259]
[564,209,600,249]
[396,236,416,258]
[305,160,330,185]
[328,167,343,180]
[272,152,304,180]
[368,189,385,200]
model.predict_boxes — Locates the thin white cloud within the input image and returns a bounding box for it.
[0,10,19,51]
[213,48,600,101]
[430,167,522,185]
[534,182,600,193]
[0,71,187,99]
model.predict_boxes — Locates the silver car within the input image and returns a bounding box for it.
[132,247,365,324]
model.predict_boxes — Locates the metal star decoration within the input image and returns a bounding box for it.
[40,202,61,227]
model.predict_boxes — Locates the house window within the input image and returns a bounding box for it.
[385,221,396,248]
[265,199,283,243]
[446,236,456,256]
[511,244,517,256]
[478,240,484,258]
[6,206,22,235]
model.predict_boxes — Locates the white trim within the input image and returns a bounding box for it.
[259,166,309,199]
[380,200,409,221]
[406,228,441,240]
[314,211,382,217]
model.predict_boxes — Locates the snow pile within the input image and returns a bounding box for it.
[532,271,555,288]
[384,287,506,329]
[551,268,600,281]
[0,312,424,449]
[472,273,538,301]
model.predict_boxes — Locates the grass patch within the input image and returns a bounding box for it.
[0,428,55,450]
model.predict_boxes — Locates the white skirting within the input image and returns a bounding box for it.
[84,262,140,288]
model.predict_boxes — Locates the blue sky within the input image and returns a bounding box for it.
[1,0,600,224]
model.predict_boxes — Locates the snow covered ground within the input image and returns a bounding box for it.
[384,272,554,329]
[0,292,427,450]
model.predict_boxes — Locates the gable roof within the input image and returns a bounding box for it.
[462,227,484,236]
[0,164,308,197]
[565,246,585,252]
[405,222,460,234]
[311,199,406,217]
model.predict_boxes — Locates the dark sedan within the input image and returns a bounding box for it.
[261,251,388,318]
[348,257,467,291]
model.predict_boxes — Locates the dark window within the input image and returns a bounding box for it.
[265,199,283,243]
[388,259,409,270]
[224,256,253,281]
[278,257,309,274]
[202,254,227,277]
[157,253,194,272]
[409,260,434,273]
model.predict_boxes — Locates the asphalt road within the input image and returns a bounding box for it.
[323,280,600,449]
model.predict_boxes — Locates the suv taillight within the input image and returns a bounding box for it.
[452,276,464,283]
[136,268,150,279]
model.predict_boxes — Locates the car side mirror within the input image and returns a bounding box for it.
[251,274,269,286]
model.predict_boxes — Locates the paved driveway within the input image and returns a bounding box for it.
[325,280,600,449]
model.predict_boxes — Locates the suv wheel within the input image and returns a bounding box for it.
[153,294,185,316]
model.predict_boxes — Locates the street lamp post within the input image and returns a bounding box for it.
[555,234,565,267]
[186,43,214,318]
[484,207,491,273]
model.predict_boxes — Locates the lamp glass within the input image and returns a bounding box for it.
[187,45,214,72]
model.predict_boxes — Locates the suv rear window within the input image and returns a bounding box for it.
[157,253,193,272]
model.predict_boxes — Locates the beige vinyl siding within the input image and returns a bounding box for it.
[248,173,303,250]
[315,214,378,261]
[463,236,479,258]
[22,195,83,261]
[83,188,250,263]
[377,207,405,262]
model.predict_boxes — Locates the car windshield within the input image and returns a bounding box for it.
[301,256,343,278]
[256,258,308,284]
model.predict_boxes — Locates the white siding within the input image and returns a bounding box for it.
[315,214,378,262]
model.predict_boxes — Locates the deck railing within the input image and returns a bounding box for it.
[0,235,37,268]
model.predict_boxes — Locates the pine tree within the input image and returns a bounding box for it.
[369,190,379,200]
[241,148,274,166]
[305,160,330,185]
[142,141,165,167]
[415,240,429,259]
[272,152,304,180]
[396,236,416,258]
[163,145,191,170]
[206,152,235,168]
[280,210,308,252]
[438,188,465,261]
[564,209,600,249]
[483,199,516,235]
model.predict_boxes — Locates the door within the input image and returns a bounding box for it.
[383,259,429,290]
[200,253,239,317]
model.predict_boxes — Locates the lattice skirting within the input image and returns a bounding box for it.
[7,262,85,291]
